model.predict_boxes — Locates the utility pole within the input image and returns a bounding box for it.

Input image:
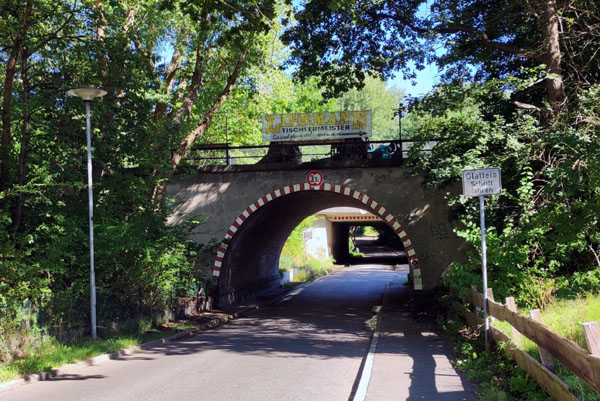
[225,113,230,165]
[398,101,403,159]
[398,103,402,141]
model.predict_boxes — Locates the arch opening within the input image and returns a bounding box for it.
[213,184,421,306]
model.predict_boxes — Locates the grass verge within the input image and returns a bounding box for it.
[0,321,200,383]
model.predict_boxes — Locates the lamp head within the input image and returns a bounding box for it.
[67,87,107,101]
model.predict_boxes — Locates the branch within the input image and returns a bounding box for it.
[152,45,184,122]
[93,1,111,96]
[368,10,541,61]
[132,38,157,79]
[590,244,600,269]
[171,42,210,125]
[512,100,542,112]
[170,50,248,170]
[152,50,248,204]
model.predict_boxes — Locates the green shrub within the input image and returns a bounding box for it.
[279,216,317,271]
[555,269,600,299]
[292,268,312,282]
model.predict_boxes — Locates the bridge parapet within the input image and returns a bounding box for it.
[179,139,437,168]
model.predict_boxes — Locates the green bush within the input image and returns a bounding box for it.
[555,269,600,299]
[292,268,312,282]
[408,82,600,309]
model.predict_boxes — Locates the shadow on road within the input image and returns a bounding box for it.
[136,266,398,361]
[45,374,106,381]
[366,283,478,401]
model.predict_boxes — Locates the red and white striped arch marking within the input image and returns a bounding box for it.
[212,183,423,290]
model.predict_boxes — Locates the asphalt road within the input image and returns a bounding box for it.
[1,265,476,401]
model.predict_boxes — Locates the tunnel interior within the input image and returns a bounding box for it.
[341,222,407,265]
[217,190,411,305]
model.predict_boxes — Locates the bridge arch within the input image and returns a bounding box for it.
[212,182,422,305]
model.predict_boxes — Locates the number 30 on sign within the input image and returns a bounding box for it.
[306,170,323,186]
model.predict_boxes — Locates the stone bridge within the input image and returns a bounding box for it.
[167,162,468,305]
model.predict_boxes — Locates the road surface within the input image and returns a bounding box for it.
[1,265,476,401]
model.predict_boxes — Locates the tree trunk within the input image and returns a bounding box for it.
[153,47,183,122]
[0,1,33,191]
[13,47,31,235]
[540,0,566,113]
[94,1,114,121]
[0,43,19,190]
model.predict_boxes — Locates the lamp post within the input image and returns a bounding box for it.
[397,100,404,159]
[67,87,107,339]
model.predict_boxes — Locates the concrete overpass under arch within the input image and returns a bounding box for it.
[167,164,467,305]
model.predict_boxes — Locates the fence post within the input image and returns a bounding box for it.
[582,321,600,356]
[486,288,494,323]
[470,286,481,314]
[505,297,521,345]
[529,309,554,370]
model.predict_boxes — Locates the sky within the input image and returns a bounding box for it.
[387,0,441,98]
[388,63,440,99]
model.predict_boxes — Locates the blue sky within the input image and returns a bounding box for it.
[388,63,440,98]
[387,0,440,98]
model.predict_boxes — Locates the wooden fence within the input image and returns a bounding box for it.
[451,288,600,401]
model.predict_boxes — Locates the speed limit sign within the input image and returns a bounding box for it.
[306,170,323,186]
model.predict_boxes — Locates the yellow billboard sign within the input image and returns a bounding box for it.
[262,110,372,142]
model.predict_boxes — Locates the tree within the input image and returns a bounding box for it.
[405,79,600,306]
[0,0,288,336]
[80,0,281,201]
[335,76,404,140]
[283,0,600,115]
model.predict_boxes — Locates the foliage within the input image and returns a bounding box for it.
[555,269,600,299]
[291,268,312,282]
[334,76,405,140]
[405,80,600,308]
[361,226,379,237]
[280,216,317,268]
[348,235,362,257]
[284,0,600,113]
[279,216,335,279]
[0,0,290,353]
[443,315,551,401]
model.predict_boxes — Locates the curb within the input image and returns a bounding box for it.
[0,305,258,394]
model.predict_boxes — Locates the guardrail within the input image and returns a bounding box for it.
[181,139,438,166]
[452,288,600,400]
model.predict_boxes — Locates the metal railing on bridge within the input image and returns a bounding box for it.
[181,139,438,167]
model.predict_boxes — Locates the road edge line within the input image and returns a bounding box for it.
[351,283,388,401]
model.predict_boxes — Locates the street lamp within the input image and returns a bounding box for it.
[67,87,107,339]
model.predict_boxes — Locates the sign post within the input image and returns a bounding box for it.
[462,167,502,350]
